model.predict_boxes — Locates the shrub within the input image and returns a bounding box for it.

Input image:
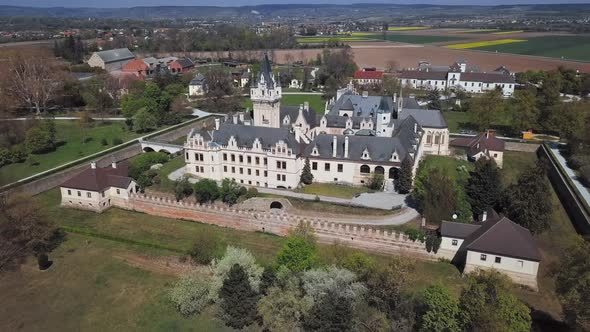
[112,137,123,145]
[194,179,220,204]
[210,246,263,301]
[568,153,590,170]
[129,152,169,179]
[425,233,442,253]
[100,138,108,146]
[189,230,225,264]
[174,176,194,201]
[579,165,590,187]
[368,173,384,190]
[244,187,258,199]
[169,272,211,316]
[404,228,426,242]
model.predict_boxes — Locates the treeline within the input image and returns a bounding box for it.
[53,35,85,64]
[136,25,298,53]
[168,222,535,331]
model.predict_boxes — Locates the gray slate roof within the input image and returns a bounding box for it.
[398,109,447,129]
[209,123,300,150]
[328,93,393,118]
[190,73,205,86]
[304,134,409,164]
[441,221,481,239]
[280,106,317,128]
[258,53,275,88]
[94,48,135,64]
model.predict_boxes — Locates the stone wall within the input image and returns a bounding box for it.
[117,193,435,259]
[505,141,540,153]
[151,116,219,143]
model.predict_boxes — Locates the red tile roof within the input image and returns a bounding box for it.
[354,70,383,80]
[122,59,149,73]
[61,163,132,191]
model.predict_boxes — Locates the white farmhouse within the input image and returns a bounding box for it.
[451,130,506,167]
[60,162,138,213]
[189,74,206,97]
[87,48,136,72]
[439,210,542,290]
[399,60,516,97]
[184,53,450,190]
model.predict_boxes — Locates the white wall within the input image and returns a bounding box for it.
[465,250,539,277]
[440,236,464,253]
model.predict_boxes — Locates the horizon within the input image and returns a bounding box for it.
[1,0,588,9]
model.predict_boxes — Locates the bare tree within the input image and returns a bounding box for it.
[4,50,62,114]
[385,60,399,73]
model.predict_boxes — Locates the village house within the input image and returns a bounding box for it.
[168,58,195,74]
[183,54,449,190]
[87,48,135,72]
[60,162,138,213]
[399,60,516,97]
[450,130,505,167]
[353,68,384,86]
[438,209,541,290]
[189,74,206,97]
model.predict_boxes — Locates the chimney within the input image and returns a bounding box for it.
[414,122,417,133]
[332,135,338,157]
[482,211,488,222]
[304,101,309,111]
[111,161,117,169]
[294,127,301,143]
[215,118,220,130]
[486,129,495,139]
[239,112,245,122]
[393,93,397,103]
[362,91,368,98]
[90,161,97,169]
[232,114,238,124]
[324,100,330,115]
[344,136,349,158]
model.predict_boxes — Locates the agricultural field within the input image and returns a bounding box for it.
[456,29,500,34]
[445,39,527,49]
[470,35,590,62]
[353,32,463,44]
[387,26,427,31]
[296,36,374,43]
[492,30,525,35]
[0,121,141,186]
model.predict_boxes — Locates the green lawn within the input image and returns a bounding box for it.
[417,155,473,182]
[243,93,325,114]
[139,154,186,193]
[443,111,513,136]
[295,182,369,199]
[0,121,141,186]
[472,35,590,62]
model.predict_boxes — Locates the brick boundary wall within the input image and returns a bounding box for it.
[117,193,436,259]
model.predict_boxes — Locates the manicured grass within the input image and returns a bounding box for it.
[0,121,141,186]
[243,93,325,114]
[142,155,186,193]
[445,38,527,49]
[296,182,369,199]
[443,111,513,136]
[259,193,394,216]
[417,155,473,183]
[471,35,590,62]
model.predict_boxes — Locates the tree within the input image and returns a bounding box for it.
[458,270,531,332]
[276,235,319,272]
[501,161,552,234]
[4,50,62,114]
[202,68,241,113]
[0,195,62,271]
[26,126,54,154]
[193,179,220,204]
[132,108,158,133]
[210,246,263,300]
[78,111,93,144]
[418,284,460,332]
[258,283,309,332]
[174,176,194,201]
[303,289,354,332]
[509,89,539,134]
[427,89,442,110]
[169,272,211,316]
[219,178,241,205]
[466,158,502,216]
[555,240,590,331]
[366,257,414,318]
[414,168,456,225]
[219,264,259,329]
[468,89,504,131]
[300,157,314,185]
[188,229,225,265]
[397,157,413,194]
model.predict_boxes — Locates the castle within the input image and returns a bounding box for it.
[184,54,449,190]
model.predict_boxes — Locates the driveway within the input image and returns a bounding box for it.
[168,166,419,226]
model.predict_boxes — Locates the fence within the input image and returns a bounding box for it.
[119,193,435,259]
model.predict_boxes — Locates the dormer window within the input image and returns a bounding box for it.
[391,151,399,161]
[361,148,371,160]
[311,146,319,156]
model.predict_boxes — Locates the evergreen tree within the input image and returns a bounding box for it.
[466,158,502,217]
[219,264,259,329]
[300,158,314,185]
[304,289,354,332]
[397,157,413,194]
[501,161,552,234]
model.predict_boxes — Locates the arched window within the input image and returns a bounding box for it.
[360,165,370,174]
[426,134,432,144]
[375,166,385,175]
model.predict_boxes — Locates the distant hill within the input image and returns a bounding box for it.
[1,4,590,20]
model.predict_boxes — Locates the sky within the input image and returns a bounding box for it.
[0,0,588,8]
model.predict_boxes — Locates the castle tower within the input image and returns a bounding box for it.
[251,53,282,128]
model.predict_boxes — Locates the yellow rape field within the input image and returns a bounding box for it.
[444,39,527,49]
[492,30,525,35]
